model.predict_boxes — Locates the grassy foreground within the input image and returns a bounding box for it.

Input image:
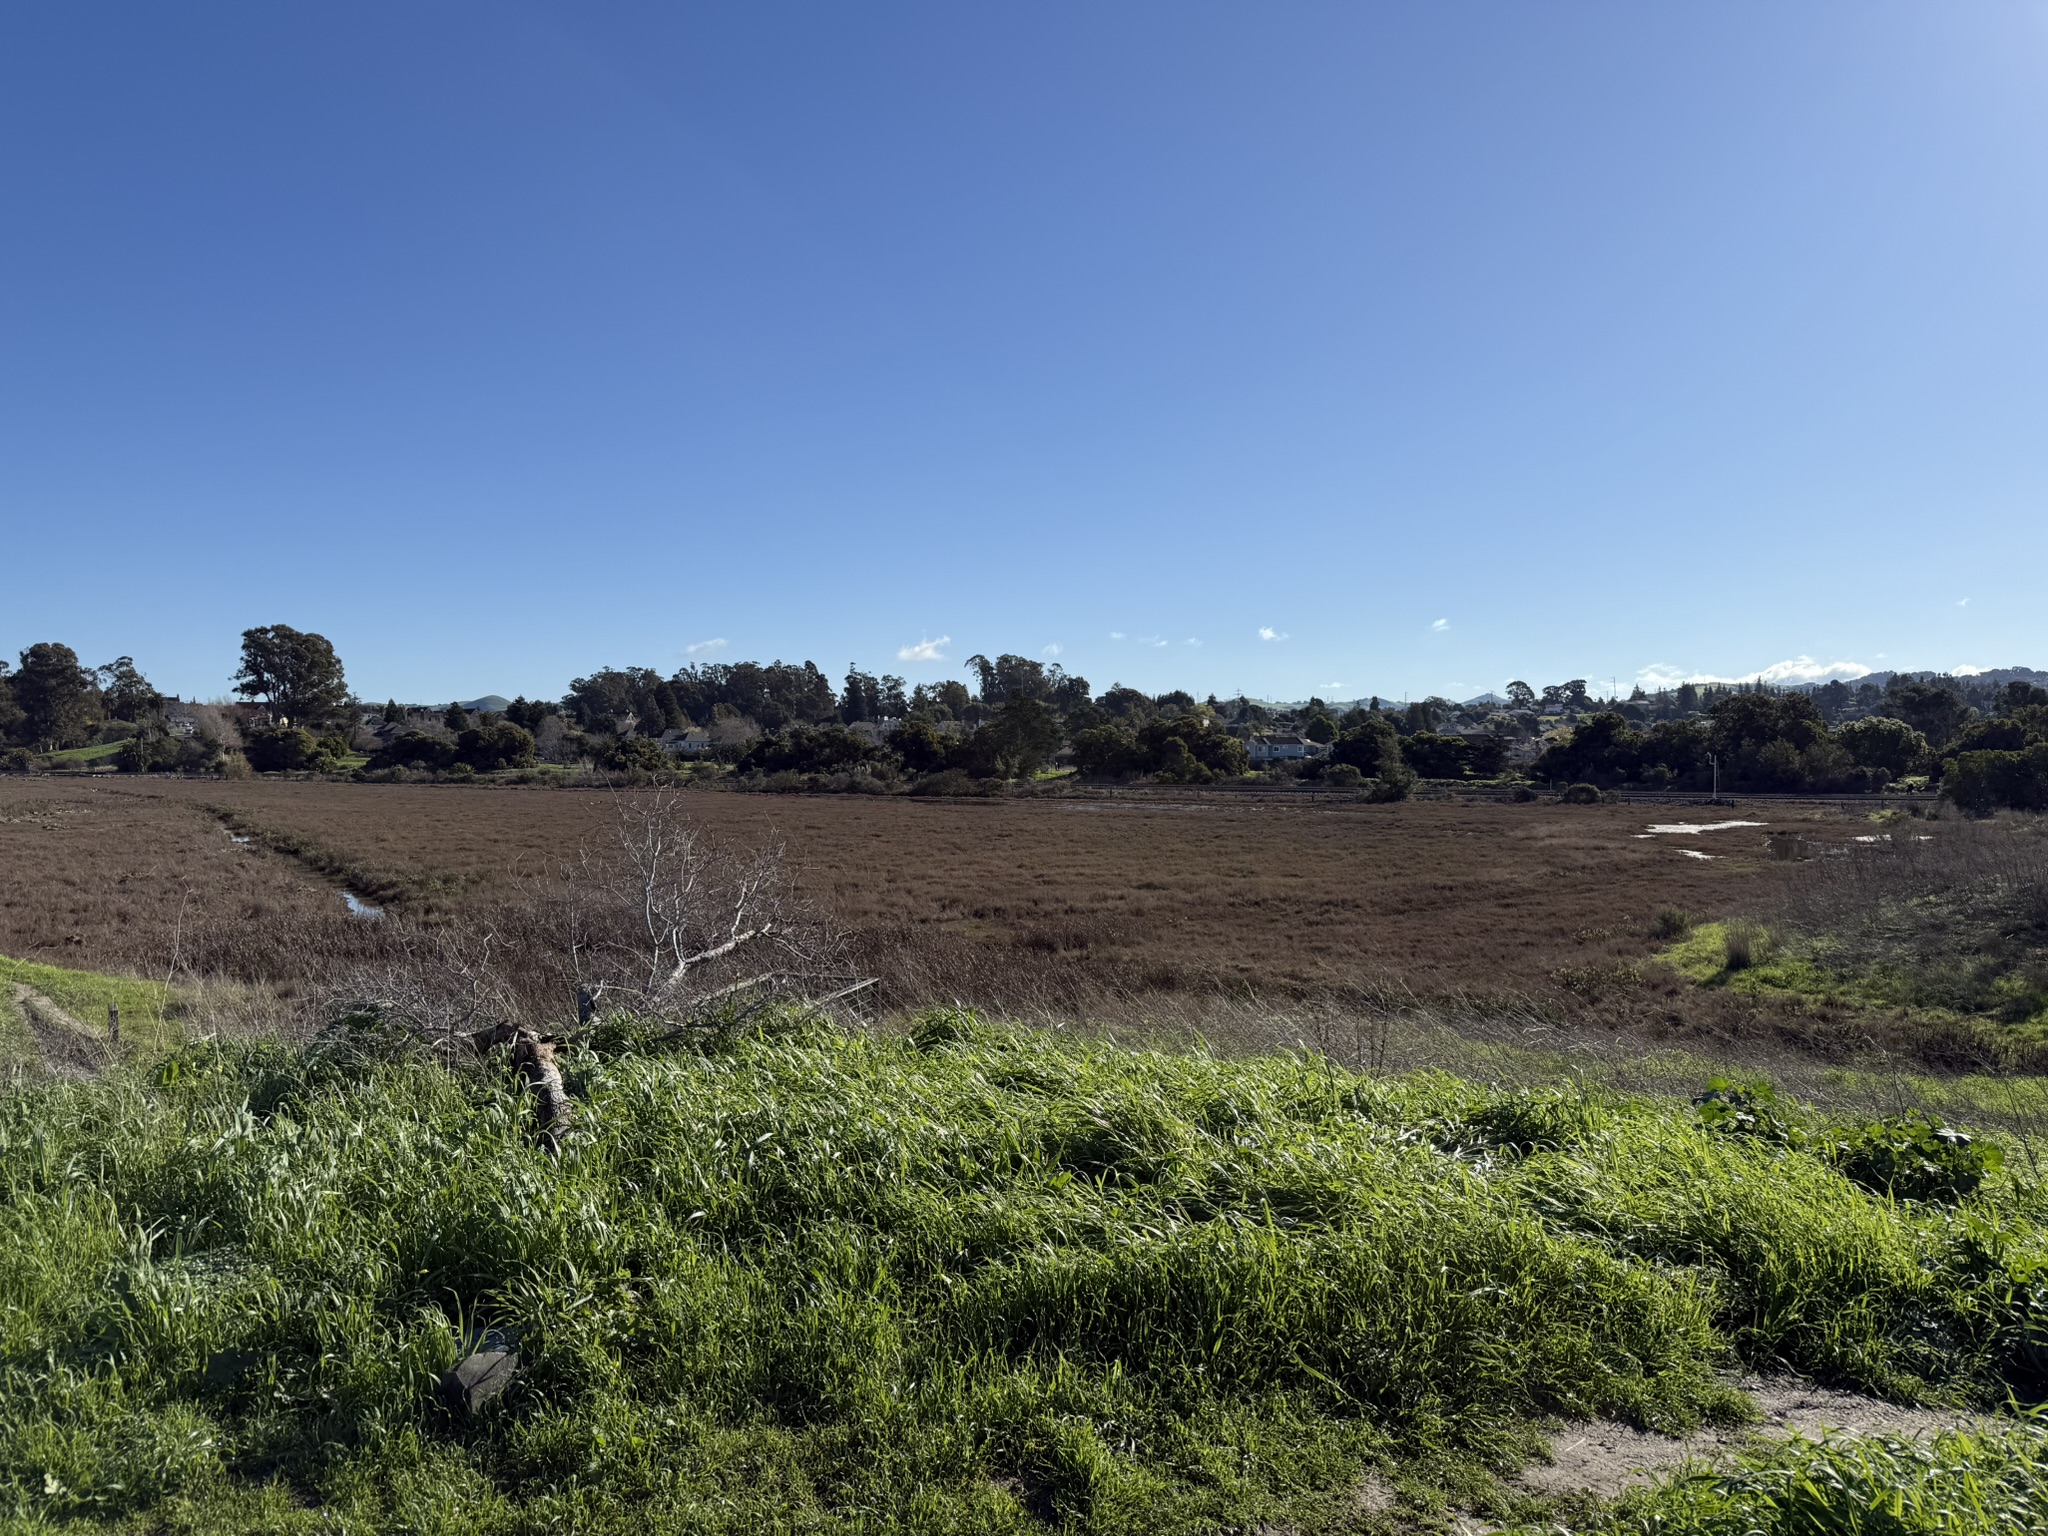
[4,1011,2048,1533]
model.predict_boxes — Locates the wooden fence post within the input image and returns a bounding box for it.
[107,1002,119,1044]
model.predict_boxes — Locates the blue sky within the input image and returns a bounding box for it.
[3,3,2045,706]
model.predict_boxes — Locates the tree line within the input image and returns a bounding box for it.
[6,627,2047,810]
[1531,679,2048,809]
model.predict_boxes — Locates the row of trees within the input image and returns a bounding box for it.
[1531,682,2048,803]
[0,645,160,753]
[10,625,2048,809]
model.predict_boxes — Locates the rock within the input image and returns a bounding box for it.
[441,1348,521,1416]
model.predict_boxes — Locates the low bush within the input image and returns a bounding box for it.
[243,726,349,774]
[1652,906,1692,940]
[1828,1110,2003,1204]
[1561,781,1601,804]
[1722,918,1769,971]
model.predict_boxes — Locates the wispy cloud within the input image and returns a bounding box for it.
[1184,637,1202,648]
[1430,618,1450,632]
[1955,664,1988,675]
[1258,626,1288,642]
[1958,597,1972,607]
[684,637,728,657]
[1108,631,1126,641]
[897,635,951,663]
[1637,655,1872,689]
[1042,643,1063,658]
[1137,635,1169,648]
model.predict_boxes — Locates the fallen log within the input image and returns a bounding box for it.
[471,1023,572,1154]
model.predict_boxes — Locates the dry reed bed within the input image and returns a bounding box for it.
[4,778,1796,994]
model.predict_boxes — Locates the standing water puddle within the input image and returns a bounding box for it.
[1635,821,1767,837]
[1677,849,1717,861]
[342,891,385,919]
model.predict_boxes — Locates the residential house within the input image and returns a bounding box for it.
[1247,733,1329,763]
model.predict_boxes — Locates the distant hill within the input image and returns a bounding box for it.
[459,695,513,714]
[1786,667,2047,694]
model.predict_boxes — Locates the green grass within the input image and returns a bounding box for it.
[40,740,130,766]
[0,955,180,1064]
[1657,919,2048,1076]
[2,1012,2045,1533]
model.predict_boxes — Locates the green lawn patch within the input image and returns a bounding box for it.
[41,740,130,765]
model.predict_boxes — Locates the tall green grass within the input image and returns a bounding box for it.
[1,1011,2044,1532]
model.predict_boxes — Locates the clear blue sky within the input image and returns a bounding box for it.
[4,3,2044,706]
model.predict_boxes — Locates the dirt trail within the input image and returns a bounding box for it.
[7,982,113,1078]
[1450,1376,1989,1532]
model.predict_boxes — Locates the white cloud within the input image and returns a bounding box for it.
[1958,597,1972,607]
[1137,635,1169,648]
[1258,626,1288,642]
[1042,643,1063,658]
[1636,655,1873,689]
[1954,663,1988,676]
[1184,637,1202,647]
[1108,631,1126,641]
[896,635,951,663]
[1430,618,1450,632]
[684,637,728,657]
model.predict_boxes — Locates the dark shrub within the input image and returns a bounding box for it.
[370,731,457,772]
[457,721,535,771]
[739,724,885,777]
[242,726,328,773]
[1827,1113,2002,1204]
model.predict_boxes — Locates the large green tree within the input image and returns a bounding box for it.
[233,625,350,729]
[96,656,162,722]
[0,661,22,743]
[1883,679,1973,751]
[958,697,1067,779]
[1329,715,1403,778]
[1837,716,1928,779]
[12,643,100,750]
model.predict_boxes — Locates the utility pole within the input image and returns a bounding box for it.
[1708,753,1721,804]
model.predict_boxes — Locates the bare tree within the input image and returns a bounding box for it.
[558,788,852,1023]
[332,920,523,1059]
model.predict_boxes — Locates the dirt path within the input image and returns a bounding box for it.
[7,982,113,1078]
[1449,1376,1989,1532]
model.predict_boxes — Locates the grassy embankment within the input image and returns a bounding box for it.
[0,955,179,1066]
[4,999,2048,1534]
[37,742,129,769]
